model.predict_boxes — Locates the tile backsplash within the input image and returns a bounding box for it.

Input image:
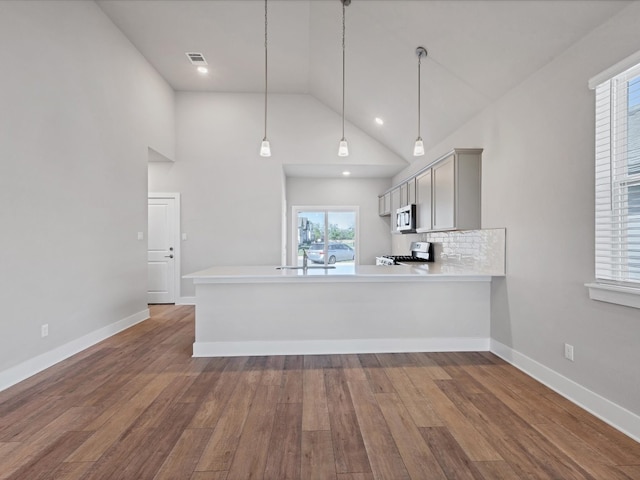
[392,228,506,274]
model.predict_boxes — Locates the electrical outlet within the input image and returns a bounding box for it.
[564,343,574,361]
[41,324,49,338]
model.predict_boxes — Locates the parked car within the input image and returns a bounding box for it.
[307,242,355,264]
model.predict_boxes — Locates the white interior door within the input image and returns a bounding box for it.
[148,197,176,304]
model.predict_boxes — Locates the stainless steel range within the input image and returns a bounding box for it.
[376,241,434,266]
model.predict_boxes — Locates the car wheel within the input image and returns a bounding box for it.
[328,256,336,264]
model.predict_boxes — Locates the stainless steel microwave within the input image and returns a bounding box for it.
[396,204,416,233]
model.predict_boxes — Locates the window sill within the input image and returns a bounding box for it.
[585,282,640,310]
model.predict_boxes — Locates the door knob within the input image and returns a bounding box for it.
[165,254,174,258]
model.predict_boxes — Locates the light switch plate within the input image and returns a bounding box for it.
[564,343,574,361]
[137,232,144,240]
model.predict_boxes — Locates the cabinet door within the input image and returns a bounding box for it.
[432,156,455,230]
[416,169,432,230]
[407,178,416,204]
[400,183,408,207]
[390,188,401,233]
[384,192,390,215]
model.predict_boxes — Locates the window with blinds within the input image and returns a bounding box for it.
[593,63,640,286]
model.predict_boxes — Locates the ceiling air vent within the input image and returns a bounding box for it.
[185,52,208,66]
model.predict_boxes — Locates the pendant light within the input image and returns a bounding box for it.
[260,0,271,157]
[338,0,351,157]
[414,46,428,157]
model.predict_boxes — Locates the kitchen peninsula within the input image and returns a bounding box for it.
[185,264,500,357]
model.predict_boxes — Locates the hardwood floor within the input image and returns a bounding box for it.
[0,304,638,479]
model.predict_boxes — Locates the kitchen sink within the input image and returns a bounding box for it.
[276,266,336,270]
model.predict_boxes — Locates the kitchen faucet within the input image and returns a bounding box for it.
[302,249,308,269]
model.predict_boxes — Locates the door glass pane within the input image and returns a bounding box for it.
[297,211,325,266]
[628,184,640,281]
[626,74,640,280]
[328,211,356,265]
[628,76,640,175]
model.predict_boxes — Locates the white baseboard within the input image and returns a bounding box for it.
[490,339,640,443]
[177,296,196,305]
[0,309,150,393]
[193,337,490,358]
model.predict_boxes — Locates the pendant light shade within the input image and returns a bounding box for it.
[413,138,424,156]
[260,139,271,157]
[338,138,349,157]
[414,46,427,157]
[338,0,350,157]
[260,0,271,157]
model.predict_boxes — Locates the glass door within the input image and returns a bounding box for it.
[294,208,357,266]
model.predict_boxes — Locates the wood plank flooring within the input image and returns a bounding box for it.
[0,304,639,479]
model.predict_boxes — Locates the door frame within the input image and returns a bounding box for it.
[148,192,181,303]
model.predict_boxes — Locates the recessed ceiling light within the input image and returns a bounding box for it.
[375,117,384,125]
[197,66,209,74]
[342,171,351,176]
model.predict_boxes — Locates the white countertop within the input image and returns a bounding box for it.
[184,264,501,284]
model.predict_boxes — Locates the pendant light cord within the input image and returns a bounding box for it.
[417,51,421,138]
[341,0,346,140]
[264,0,268,140]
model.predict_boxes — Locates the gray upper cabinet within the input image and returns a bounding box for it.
[400,182,408,207]
[407,178,416,205]
[400,178,416,207]
[389,187,401,233]
[415,169,432,231]
[432,156,455,230]
[430,149,482,231]
[379,148,482,233]
[378,192,391,216]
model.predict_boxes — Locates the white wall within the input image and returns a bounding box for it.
[286,177,392,265]
[0,1,175,375]
[149,92,403,297]
[392,2,640,416]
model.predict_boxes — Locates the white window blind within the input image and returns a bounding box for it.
[593,62,640,286]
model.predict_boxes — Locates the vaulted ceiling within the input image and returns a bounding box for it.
[97,0,630,171]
